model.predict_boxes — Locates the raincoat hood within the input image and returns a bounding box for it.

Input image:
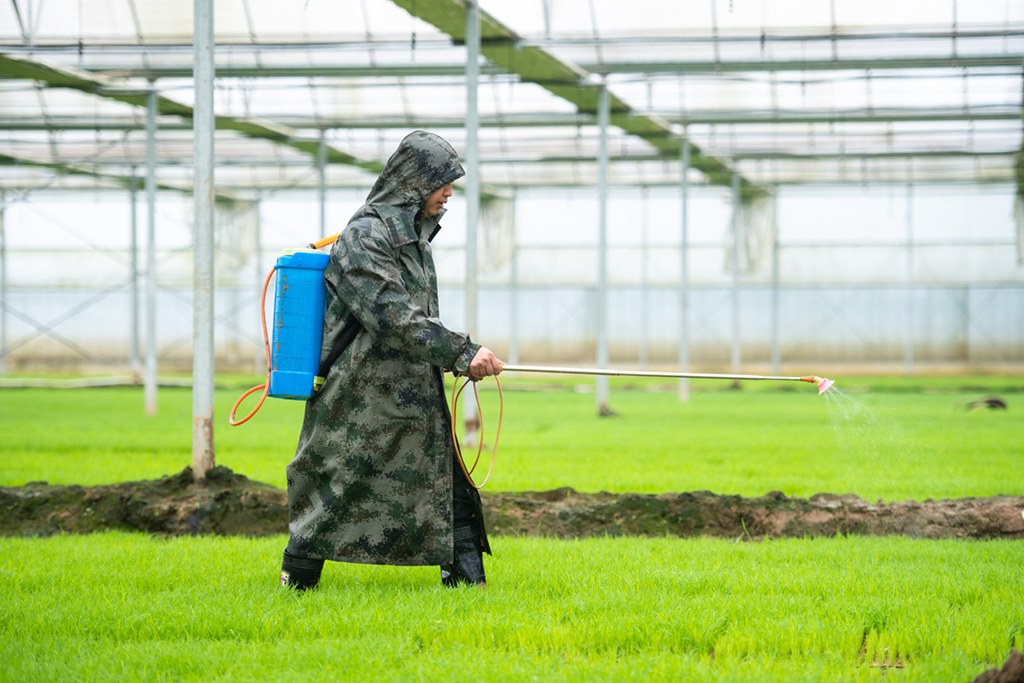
[350,131,465,244]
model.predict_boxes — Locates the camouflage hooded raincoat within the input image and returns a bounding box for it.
[286,131,490,566]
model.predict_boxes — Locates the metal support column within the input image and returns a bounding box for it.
[318,132,327,241]
[254,196,264,376]
[596,82,611,414]
[0,191,6,377]
[25,0,33,47]
[731,171,741,376]
[129,170,140,383]
[905,182,914,376]
[962,284,971,363]
[770,220,781,375]
[462,0,481,444]
[192,0,216,479]
[678,137,690,402]
[509,244,519,366]
[144,86,158,415]
[639,186,648,370]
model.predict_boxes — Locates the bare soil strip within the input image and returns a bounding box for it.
[2,467,1022,540]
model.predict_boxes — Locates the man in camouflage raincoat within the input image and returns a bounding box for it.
[280,131,502,590]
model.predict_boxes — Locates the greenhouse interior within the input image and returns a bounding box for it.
[1,0,1022,391]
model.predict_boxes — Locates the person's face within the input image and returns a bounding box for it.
[423,183,453,218]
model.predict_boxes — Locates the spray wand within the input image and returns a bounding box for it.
[499,365,835,395]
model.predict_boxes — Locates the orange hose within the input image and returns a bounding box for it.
[450,374,504,490]
[311,233,341,250]
[229,268,276,426]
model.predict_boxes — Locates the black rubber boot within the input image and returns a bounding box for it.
[443,440,490,588]
[441,526,486,588]
[280,548,324,591]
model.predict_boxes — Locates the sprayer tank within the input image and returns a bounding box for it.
[268,250,330,400]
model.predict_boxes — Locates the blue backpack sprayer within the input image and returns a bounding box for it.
[230,233,835,488]
[228,236,337,424]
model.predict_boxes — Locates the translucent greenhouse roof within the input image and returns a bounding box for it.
[1,0,1022,193]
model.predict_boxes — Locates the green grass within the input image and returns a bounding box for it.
[1,532,1021,682]
[1,380,1021,501]
[2,378,1022,681]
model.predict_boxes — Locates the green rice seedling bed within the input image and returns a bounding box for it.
[2,382,1021,501]
[1,533,1021,683]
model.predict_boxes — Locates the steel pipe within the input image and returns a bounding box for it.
[905,182,915,376]
[129,170,140,383]
[639,186,649,370]
[144,87,158,415]
[678,135,690,402]
[0,191,6,377]
[192,0,216,479]
[596,82,610,413]
[317,133,327,241]
[731,170,742,374]
[462,0,481,444]
[770,219,781,375]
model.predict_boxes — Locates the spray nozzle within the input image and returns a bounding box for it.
[800,375,836,395]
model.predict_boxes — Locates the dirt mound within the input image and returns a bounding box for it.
[2,469,1022,540]
[0,467,288,537]
[970,651,1024,683]
[483,488,1024,540]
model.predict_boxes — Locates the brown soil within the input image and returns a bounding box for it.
[2,467,1022,540]
[0,467,288,537]
[970,651,1024,683]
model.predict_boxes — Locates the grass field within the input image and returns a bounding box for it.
[2,376,1022,681]
[2,378,1021,501]
[2,533,1022,682]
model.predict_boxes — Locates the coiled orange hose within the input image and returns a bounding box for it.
[449,374,503,490]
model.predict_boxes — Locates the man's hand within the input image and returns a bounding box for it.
[464,347,503,382]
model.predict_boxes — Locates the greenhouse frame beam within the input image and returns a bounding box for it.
[0,152,239,199]
[387,0,758,195]
[81,53,1024,79]
[666,107,1023,126]
[4,149,1009,175]
[0,53,385,175]
[4,106,1017,132]
[583,55,1024,74]
[86,63,508,79]
[480,150,1018,163]
[1,173,1014,190]
[724,150,1019,160]
[8,27,1020,53]
[0,113,592,130]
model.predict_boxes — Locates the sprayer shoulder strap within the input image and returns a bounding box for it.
[312,319,362,394]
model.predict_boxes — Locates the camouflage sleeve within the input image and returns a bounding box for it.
[451,341,480,375]
[334,221,475,370]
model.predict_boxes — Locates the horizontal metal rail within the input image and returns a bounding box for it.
[55,53,1024,78]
